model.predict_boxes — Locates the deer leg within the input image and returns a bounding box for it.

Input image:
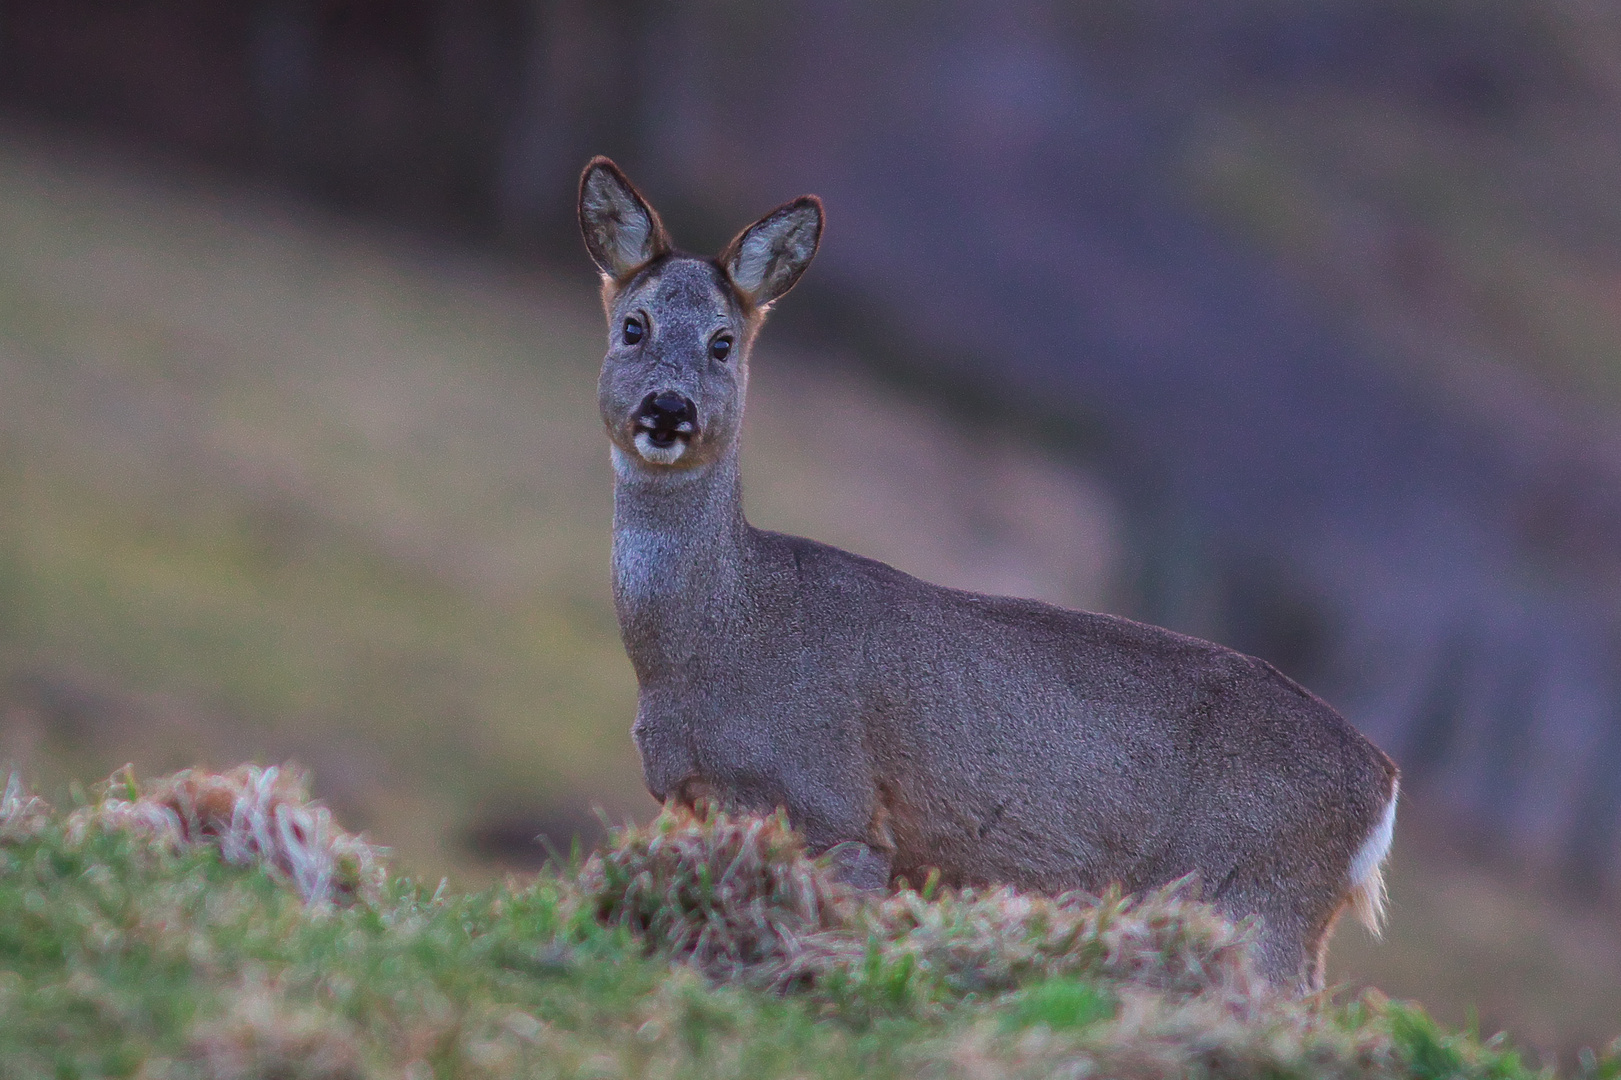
[1247,906,1324,993]
[824,840,893,891]
[787,790,893,889]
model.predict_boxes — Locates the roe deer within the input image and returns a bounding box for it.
[579,156,1399,991]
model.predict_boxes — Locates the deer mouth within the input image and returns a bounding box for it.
[631,417,695,464]
[630,393,698,464]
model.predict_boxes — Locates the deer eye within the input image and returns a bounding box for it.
[622,317,644,345]
[710,335,732,361]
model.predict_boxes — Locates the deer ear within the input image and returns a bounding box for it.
[578,157,672,280]
[720,196,823,308]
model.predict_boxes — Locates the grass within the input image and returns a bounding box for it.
[1,764,1613,1080]
[0,130,643,869]
[0,121,1611,1056]
[0,128,1121,887]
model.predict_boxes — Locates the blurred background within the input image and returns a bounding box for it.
[0,0,1617,1059]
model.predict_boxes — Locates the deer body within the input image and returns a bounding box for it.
[581,158,1399,990]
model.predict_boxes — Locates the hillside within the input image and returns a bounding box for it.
[1,765,1600,1080]
[0,128,1118,877]
[0,130,1616,1059]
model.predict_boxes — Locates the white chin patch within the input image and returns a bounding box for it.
[633,431,689,465]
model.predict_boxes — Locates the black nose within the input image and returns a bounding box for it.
[636,392,697,446]
[640,392,695,427]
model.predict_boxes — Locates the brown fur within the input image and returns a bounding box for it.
[579,157,1399,991]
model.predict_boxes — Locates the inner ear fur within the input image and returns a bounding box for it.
[720,195,824,309]
[578,156,672,281]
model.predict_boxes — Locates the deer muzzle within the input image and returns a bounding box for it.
[632,392,698,463]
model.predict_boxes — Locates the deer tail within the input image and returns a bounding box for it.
[1347,778,1398,936]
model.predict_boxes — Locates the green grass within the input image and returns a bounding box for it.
[0,130,1123,887]
[0,134,645,871]
[1,768,1609,1080]
[0,120,1609,1058]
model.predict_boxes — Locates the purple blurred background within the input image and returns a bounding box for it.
[2,0,1620,1043]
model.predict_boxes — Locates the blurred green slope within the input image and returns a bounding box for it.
[1,123,1616,1060]
[0,133,1121,881]
[0,138,641,872]
[1175,6,1621,1053]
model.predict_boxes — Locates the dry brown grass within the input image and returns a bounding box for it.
[577,804,1269,1009]
[569,807,1535,1078]
[867,878,1265,1005]
[34,763,388,905]
[0,771,50,842]
[577,804,857,986]
[5,768,1591,1078]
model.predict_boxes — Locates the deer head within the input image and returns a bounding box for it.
[580,157,822,475]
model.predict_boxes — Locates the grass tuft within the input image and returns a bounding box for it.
[4,763,388,906]
[577,808,1264,1011]
[0,771,50,842]
[577,804,855,987]
[1,763,1614,1078]
[861,877,1263,1006]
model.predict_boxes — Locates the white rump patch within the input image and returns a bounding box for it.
[633,430,689,465]
[1347,779,1398,936]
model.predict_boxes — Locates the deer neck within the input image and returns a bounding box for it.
[610,444,752,673]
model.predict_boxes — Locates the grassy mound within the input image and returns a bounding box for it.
[0,766,1612,1079]
[579,804,1264,1006]
[579,806,851,987]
